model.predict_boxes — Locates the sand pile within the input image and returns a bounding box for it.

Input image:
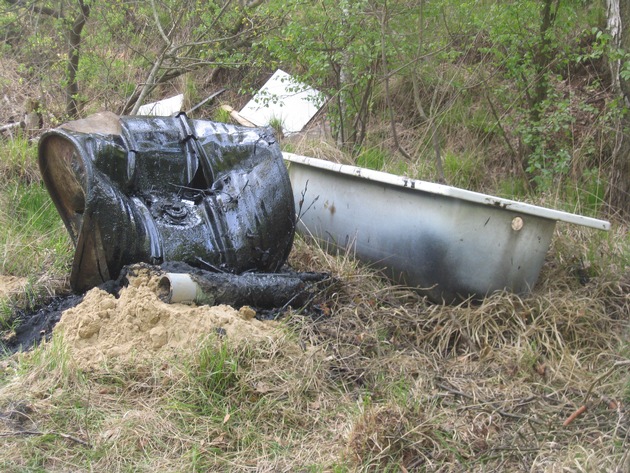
[0,276,28,299]
[54,268,279,370]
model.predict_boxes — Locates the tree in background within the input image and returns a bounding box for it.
[606,0,630,215]
[261,0,451,163]
[66,0,90,119]
[1,0,90,119]
[0,0,278,119]
[0,0,625,215]
[122,0,274,115]
[262,0,383,153]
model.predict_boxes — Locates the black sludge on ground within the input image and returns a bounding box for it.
[2,294,84,354]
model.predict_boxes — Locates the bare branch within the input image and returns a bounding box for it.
[123,1,267,115]
[150,0,171,45]
[1,0,62,18]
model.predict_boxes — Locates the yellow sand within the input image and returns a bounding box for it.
[54,268,278,370]
[0,275,28,299]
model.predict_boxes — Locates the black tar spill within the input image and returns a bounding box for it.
[2,294,84,354]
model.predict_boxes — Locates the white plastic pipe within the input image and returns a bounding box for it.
[158,273,204,304]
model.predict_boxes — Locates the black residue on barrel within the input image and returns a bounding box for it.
[38,114,296,293]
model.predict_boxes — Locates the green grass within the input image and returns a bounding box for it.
[556,171,608,218]
[267,115,285,139]
[0,182,72,277]
[442,150,485,189]
[497,175,530,199]
[0,133,40,184]
[0,133,71,280]
[174,337,240,417]
[0,299,13,332]
[212,106,232,123]
[0,137,72,340]
[356,147,386,170]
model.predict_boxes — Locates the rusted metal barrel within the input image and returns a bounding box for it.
[38,112,295,292]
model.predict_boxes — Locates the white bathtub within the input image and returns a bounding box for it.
[284,153,610,303]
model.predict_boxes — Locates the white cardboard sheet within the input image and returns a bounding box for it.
[138,94,184,116]
[239,70,323,135]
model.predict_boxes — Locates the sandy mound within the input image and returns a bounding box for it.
[55,269,279,370]
[0,275,28,299]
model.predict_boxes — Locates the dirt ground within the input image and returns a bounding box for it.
[0,276,28,299]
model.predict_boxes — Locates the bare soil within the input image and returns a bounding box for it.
[54,267,280,371]
[0,275,28,299]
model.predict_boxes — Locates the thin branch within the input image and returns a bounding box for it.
[583,360,630,405]
[129,45,169,115]
[0,429,91,447]
[563,405,587,427]
[123,1,264,115]
[150,0,171,45]
[1,0,62,18]
[379,1,412,161]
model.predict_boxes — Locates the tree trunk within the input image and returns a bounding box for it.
[412,0,445,182]
[530,0,559,124]
[66,0,90,119]
[607,0,630,216]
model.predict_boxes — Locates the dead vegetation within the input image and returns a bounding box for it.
[1,224,625,472]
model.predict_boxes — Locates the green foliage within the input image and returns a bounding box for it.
[262,0,385,150]
[465,0,609,190]
[356,147,386,170]
[442,151,484,189]
[578,27,630,80]
[2,0,618,210]
[2,0,280,117]
[520,96,574,189]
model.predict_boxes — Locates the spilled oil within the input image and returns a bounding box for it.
[2,294,84,354]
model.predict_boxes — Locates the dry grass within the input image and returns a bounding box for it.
[286,132,354,165]
[0,218,628,472]
[285,226,629,472]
